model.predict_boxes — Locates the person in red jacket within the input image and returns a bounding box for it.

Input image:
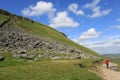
[106,58,109,68]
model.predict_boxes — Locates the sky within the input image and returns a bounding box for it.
[0,0,120,54]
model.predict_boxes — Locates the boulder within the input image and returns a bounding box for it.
[51,56,61,60]
[0,56,5,61]
[75,56,81,59]
[26,54,36,60]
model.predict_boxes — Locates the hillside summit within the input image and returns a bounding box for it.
[0,9,100,60]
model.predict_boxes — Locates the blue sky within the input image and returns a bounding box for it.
[0,0,120,54]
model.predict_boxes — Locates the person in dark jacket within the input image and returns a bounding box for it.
[106,58,109,68]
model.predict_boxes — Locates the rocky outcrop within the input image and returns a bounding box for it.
[0,24,98,60]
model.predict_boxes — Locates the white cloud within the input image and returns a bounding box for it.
[72,36,120,54]
[49,11,79,28]
[84,0,112,18]
[117,18,120,22]
[79,28,101,40]
[111,25,120,29]
[84,0,100,9]
[21,1,56,19]
[90,8,111,18]
[68,3,84,16]
[115,25,120,29]
[87,39,120,54]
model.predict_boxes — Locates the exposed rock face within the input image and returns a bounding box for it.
[0,23,97,60]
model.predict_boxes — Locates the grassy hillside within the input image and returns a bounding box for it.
[0,9,100,57]
[0,59,101,80]
[17,17,100,57]
[0,9,102,80]
[0,14,9,22]
[0,8,101,59]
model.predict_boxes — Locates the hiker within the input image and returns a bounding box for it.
[105,58,109,68]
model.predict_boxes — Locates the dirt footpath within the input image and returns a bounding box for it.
[100,62,120,80]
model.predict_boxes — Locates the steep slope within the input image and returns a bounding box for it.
[0,9,101,60]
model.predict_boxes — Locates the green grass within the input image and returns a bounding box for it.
[18,20,66,40]
[0,14,9,22]
[0,59,101,80]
